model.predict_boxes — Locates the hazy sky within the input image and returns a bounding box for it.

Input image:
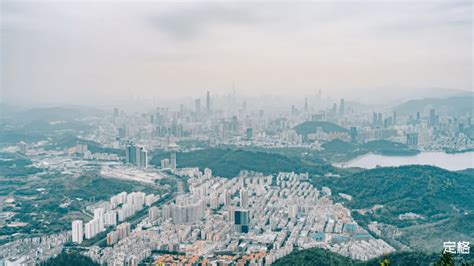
[1,0,472,105]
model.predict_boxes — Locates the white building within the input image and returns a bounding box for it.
[72,220,83,244]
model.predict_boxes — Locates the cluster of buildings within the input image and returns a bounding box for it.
[0,232,70,265]
[80,169,394,265]
[72,191,159,244]
[125,143,148,168]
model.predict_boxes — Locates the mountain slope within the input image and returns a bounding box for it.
[393,96,474,115]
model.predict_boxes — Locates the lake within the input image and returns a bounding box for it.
[335,151,474,171]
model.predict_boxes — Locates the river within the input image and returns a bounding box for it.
[335,151,474,171]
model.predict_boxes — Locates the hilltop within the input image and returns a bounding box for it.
[294,121,349,136]
[393,96,474,115]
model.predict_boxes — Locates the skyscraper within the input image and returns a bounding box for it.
[125,143,148,168]
[304,97,308,112]
[234,209,250,233]
[72,220,83,244]
[240,188,249,208]
[206,91,211,113]
[429,109,438,127]
[195,98,201,114]
[350,127,357,143]
[170,152,176,170]
[339,98,345,116]
[406,132,419,146]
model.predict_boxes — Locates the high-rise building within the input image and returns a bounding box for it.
[393,111,397,125]
[206,91,211,113]
[234,209,250,233]
[149,206,160,221]
[85,218,100,239]
[240,188,249,208]
[76,143,88,154]
[350,127,358,143]
[125,143,147,168]
[406,132,419,146]
[161,158,170,169]
[104,210,117,226]
[429,109,438,127]
[170,196,205,224]
[339,98,345,116]
[93,208,105,232]
[195,98,201,114]
[304,98,308,112]
[246,128,253,140]
[71,220,83,244]
[224,189,231,206]
[170,152,177,170]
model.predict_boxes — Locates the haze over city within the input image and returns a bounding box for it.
[1,0,472,107]
[0,1,473,266]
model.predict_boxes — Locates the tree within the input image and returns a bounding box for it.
[380,255,390,266]
[435,250,454,266]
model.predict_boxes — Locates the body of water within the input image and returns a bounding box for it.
[335,151,474,171]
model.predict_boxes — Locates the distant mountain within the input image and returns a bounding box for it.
[294,121,349,137]
[393,96,474,115]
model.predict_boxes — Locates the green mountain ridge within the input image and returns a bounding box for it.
[151,148,336,178]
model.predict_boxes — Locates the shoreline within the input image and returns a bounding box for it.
[334,151,474,171]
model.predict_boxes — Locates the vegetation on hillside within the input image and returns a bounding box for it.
[151,148,336,178]
[40,251,99,266]
[294,121,349,137]
[273,248,473,266]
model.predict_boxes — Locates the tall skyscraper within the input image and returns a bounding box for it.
[393,111,397,125]
[170,152,176,170]
[339,98,345,116]
[406,132,419,146]
[350,127,358,143]
[224,189,231,206]
[72,220,83,244]
[195,98,201,114]
[206,91,211,113]
[304,98,308,112]
[429,109,438,127]
[234,209,250,233]
[125,143,148,168]
[94,208,105,232]
[240,188,249,208]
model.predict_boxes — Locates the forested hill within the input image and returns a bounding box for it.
[151,148,336,178]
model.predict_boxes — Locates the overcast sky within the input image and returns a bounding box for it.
[1,0,472,105]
